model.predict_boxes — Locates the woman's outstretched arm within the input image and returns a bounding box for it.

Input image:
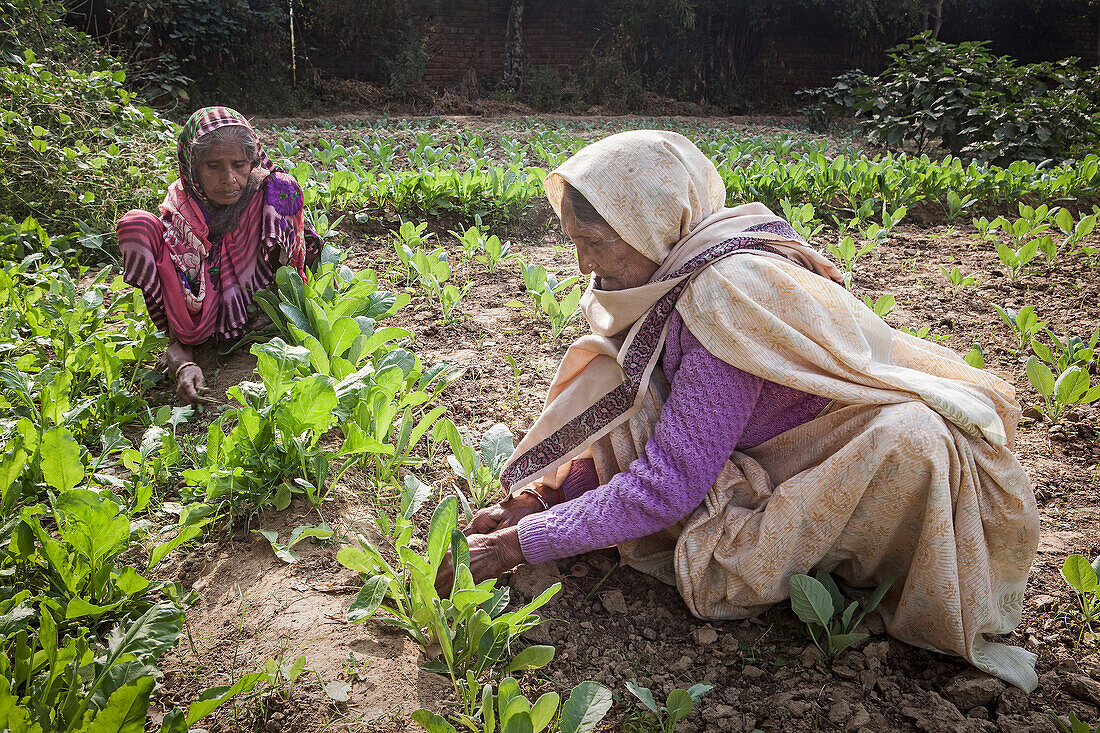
[516,337,764,564]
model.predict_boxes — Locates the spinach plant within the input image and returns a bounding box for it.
[1060,554,1100,648]
[860,292,895,318]
[1025,357,1100,423]
[254,263,410,377]
[412,247,471,324]
[537,285,584,339]
[993,304,1048,352]
[939,265,976,296]
[412,678,613,733]
[433,420,515,509]
[1052,711,1100,733]
[826,235,876,286]
[1031,326,1099,374]
[995,237,1042,281]
[338,496,560,707]
[788,570,895,659]
[625,682,713,733]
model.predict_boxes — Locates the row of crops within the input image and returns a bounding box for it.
[3,115,1100,731]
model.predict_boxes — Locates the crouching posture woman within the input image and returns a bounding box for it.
[116,106,318,405]
[447,130,1040,690]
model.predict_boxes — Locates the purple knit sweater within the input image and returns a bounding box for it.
[516,311,831,565]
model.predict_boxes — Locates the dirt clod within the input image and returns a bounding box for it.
[1064,673,1100,706]
[692,626,718,645]
[600,589,628,614]
[942,672,1006,710]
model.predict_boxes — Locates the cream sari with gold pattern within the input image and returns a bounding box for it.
[500,131,1039,691]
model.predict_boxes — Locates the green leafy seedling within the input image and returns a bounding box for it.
[1051,710,1100,733]
[939,265,976,296]
[963,344,985,369]
[1060,553,1100,648]
[993,304,1048,352]
[860,292,895,318]
[254,523,334,564]
[1025,357,1100,423]
[788,570,895,659]
[625,681,713,733]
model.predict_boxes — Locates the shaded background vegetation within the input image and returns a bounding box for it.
[57,0,1100,115]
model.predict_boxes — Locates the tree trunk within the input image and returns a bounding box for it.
[504,0,524,87]
[931,0,945,39]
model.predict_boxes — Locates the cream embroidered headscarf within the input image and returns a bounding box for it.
[500,130,1018,492]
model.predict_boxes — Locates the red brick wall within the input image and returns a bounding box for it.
[414,0,605,87]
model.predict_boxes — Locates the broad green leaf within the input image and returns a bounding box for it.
[148,525,203,570]
[685,683,713,703]
[328,316,360,358]
[665,688,693,728]
[829,631,868,653]
[66,595,123,620]
[1054,366,1090,404]
[287,523,334,548]
[336,545,381,575]
[496,677,521,717]
[1025,357,1055,398]
[788,574,835,627]
[273,482,293,511]
[530,692,560,733]
[427,496,459,571]
[41,426,84,491]
[79,676,155,733]
[506,645,555,672]
[279,373,337,437]
[480,423,515,475]
[185,672,268,726]
[963,345,985,369]
[813,569,844,617]
[347,575,390,622]
[411,709,459,733]
[625,681,659,714]
[502,696,531,725]
[158,709,187,733]
[450,529,471,583]
[1030,339,1054,365]
[54,489,129,570]
[476,622,510,674]
[501,710,533,733]
[559,681,613,733]
[1062,554,1099,594]
[841,600,858,630]
[401,474,435,519]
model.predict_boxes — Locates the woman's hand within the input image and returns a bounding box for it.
[175,364,213,406]
[435,526,525,597]
[163,338,214,406]
[465,493,543,535]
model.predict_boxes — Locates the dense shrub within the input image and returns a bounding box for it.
[0,0,175,239]
[100,0,303,112]
[798,34,1100,164]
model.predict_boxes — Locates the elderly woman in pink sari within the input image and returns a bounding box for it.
[445,131,1040,691]
[116,107,318,405]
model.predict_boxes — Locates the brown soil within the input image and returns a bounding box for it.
[152,117,1100,733]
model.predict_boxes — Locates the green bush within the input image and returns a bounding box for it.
[799,34,1100,165]
[0,0,176,239]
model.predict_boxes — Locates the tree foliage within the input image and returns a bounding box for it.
[799,33,1100,164]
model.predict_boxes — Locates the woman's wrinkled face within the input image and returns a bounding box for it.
[560,196,659,291]
[197,141,253,206]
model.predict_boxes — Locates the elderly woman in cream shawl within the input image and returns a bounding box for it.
[448,131,1039,690]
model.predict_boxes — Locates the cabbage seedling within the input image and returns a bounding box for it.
[788,570,895,659]
[625,681,713,733]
